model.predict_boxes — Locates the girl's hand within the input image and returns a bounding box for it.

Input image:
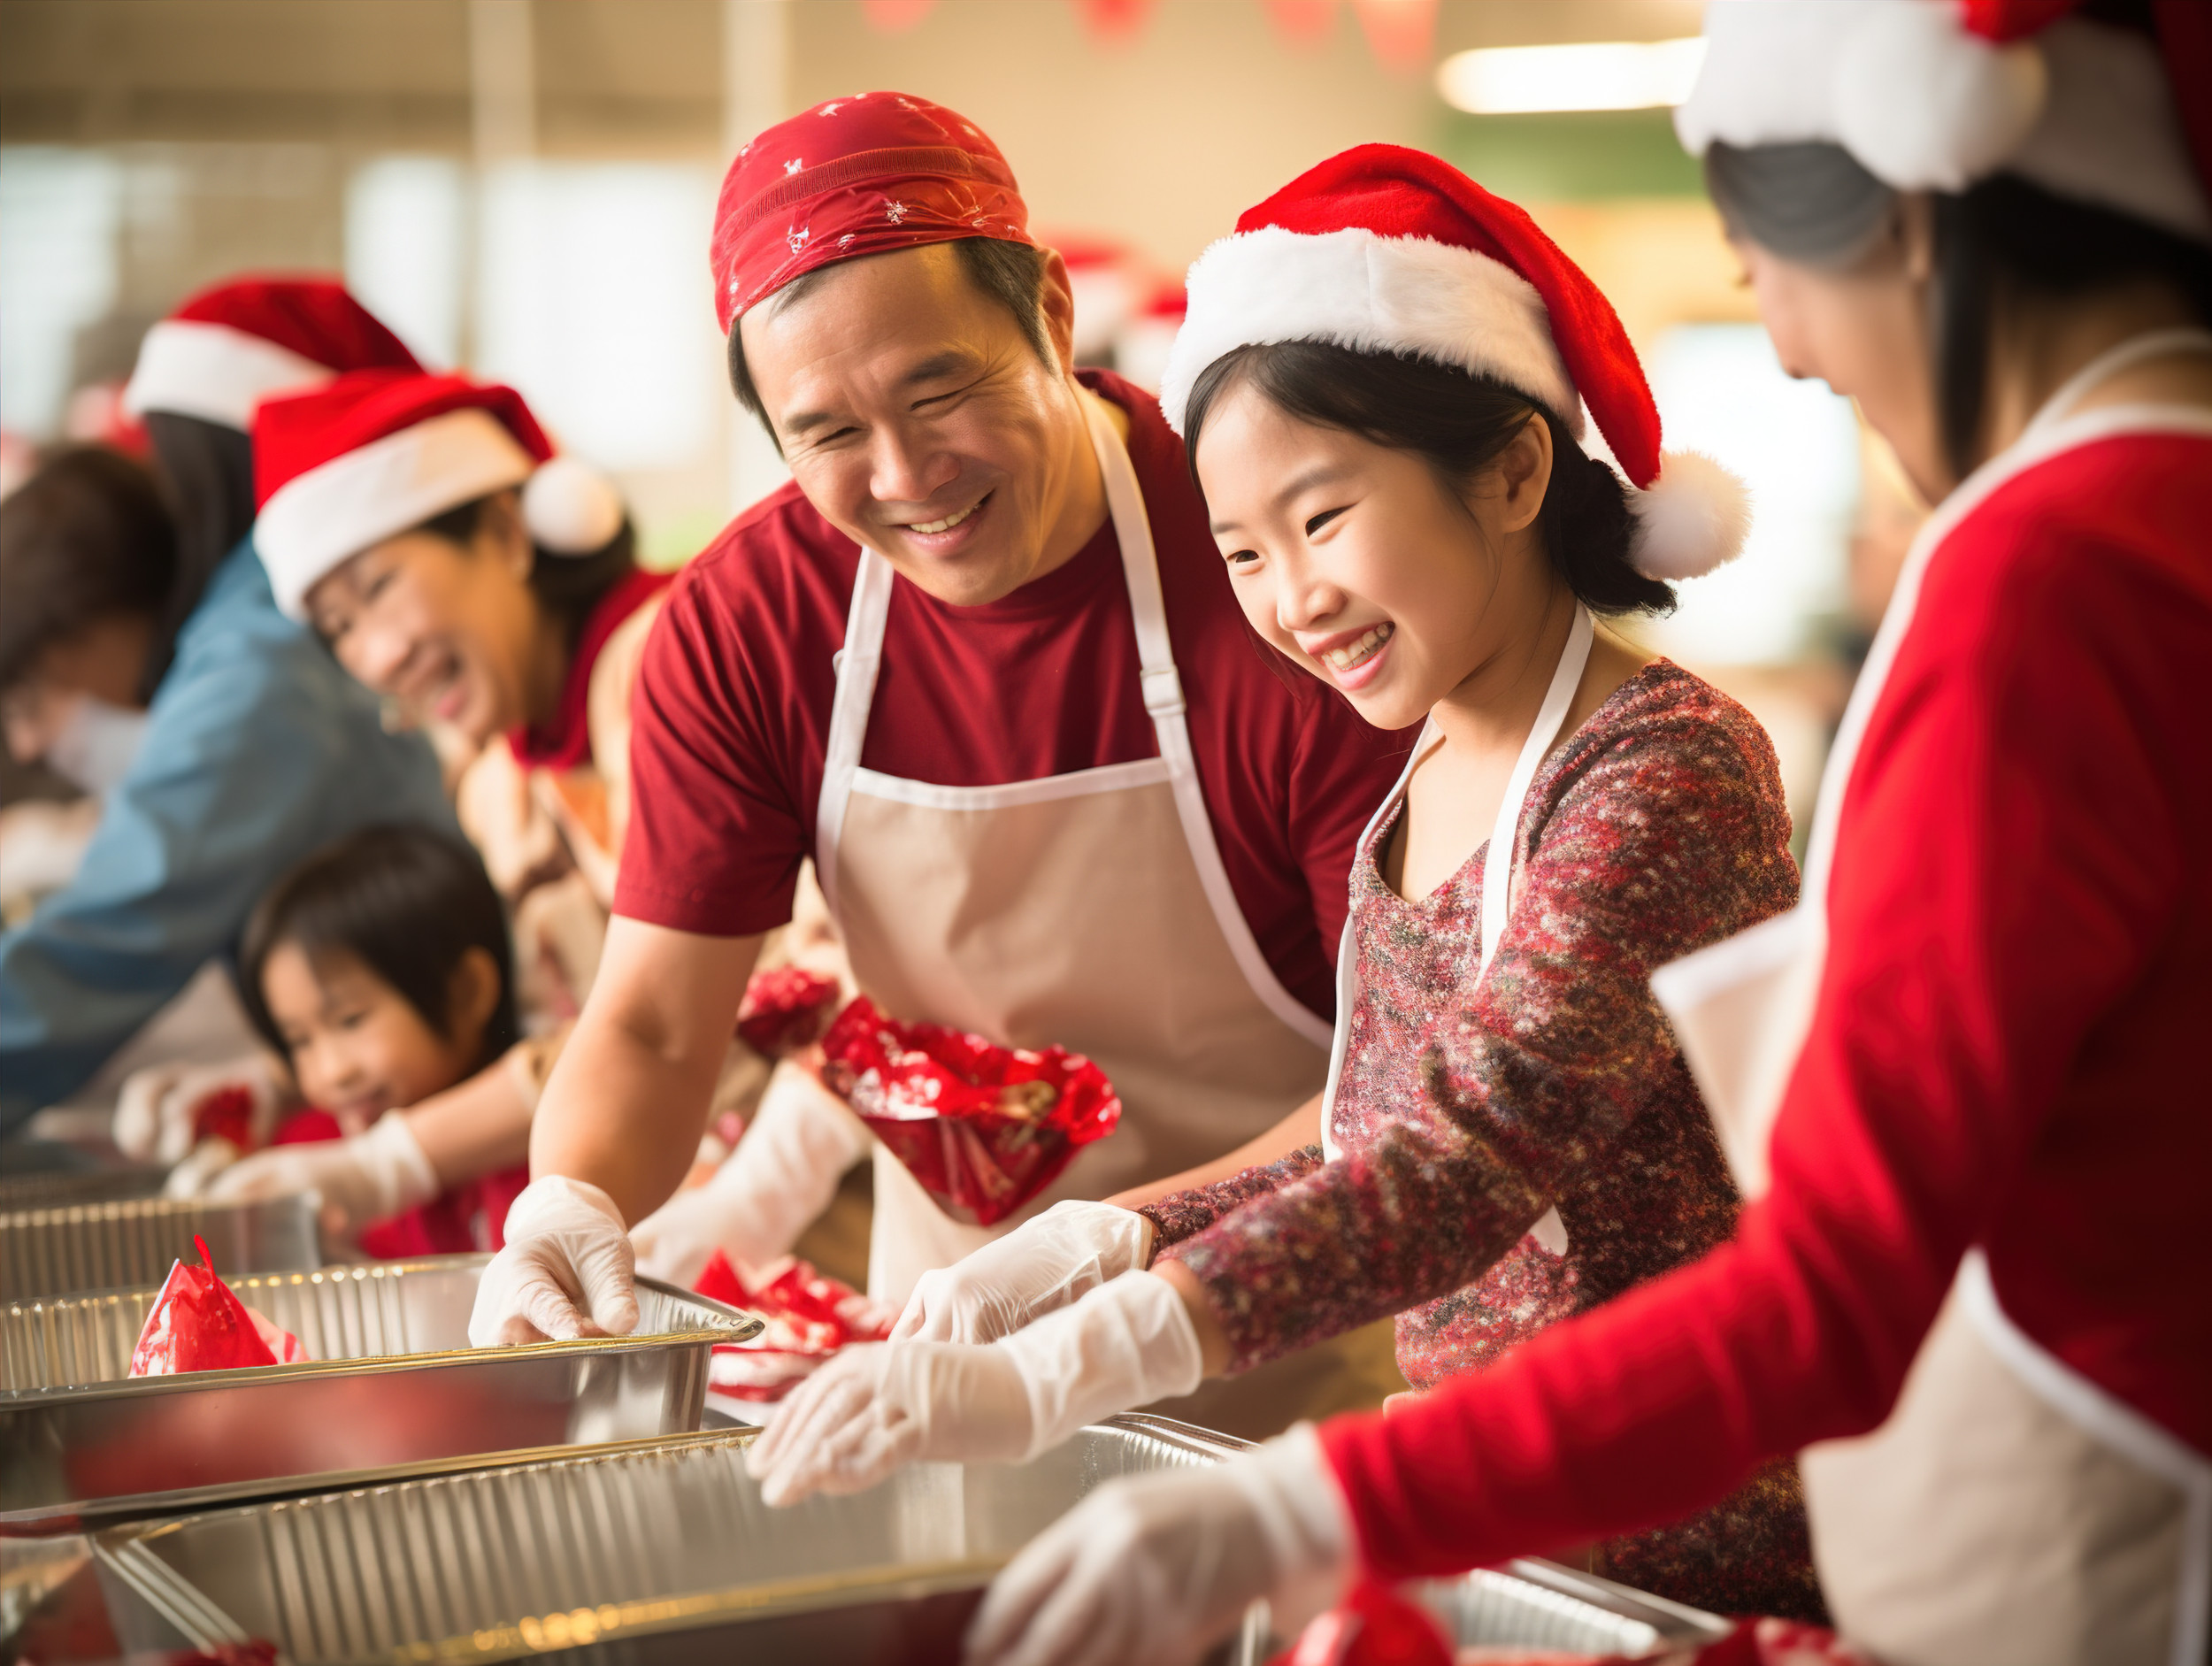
[115,1051,290,1164]
[208,1110,439,1243]
[891,1200,1155,1346]
[748,1271,1203,1508]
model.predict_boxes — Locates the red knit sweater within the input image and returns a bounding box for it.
[1321,427,2212,1580]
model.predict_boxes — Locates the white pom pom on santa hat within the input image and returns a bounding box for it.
[523,454,626,555]
[1630,450,1751,580]
[1162,144,1751,585]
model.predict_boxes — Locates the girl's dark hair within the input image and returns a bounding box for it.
[1705,141,2212,479]
[0,446,176,696]
[1183,341,1676,617]
[140,412,256,697]
[418,494,637,649]
[239,825,519,1069]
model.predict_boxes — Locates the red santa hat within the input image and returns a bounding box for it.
[711,91,1032,334]
[252,371,626,621]
[1675,0,2210,243]
[122,276,421,430]
[1159,144,1748,581]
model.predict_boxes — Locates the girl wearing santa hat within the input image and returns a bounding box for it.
[965,4,2212,1664]
[182,370,664,1248]
[745,145,1823,1620]
[2,277,454,1144]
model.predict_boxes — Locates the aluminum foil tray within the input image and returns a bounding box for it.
[0,1185,319,1302]
[1,1256,761,1535]
[92,1416,1723,1664]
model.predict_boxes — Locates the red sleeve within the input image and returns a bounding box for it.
[612,499,841,936]
[1318,444,2210,1579]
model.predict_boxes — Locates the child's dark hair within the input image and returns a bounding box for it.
[1182,341,1676,618]
[239,825,518,1067]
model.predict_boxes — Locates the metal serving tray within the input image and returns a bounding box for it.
[1,1256,761,1535]
[92,1416,1724,1664]
[0,1184,320,1301]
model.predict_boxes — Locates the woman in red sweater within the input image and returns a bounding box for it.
[966,4,2212,1666]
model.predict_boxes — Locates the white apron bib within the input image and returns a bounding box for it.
[1649,329,2212,1666]
[1318,603,1594,1263]
[815,393,1405,1432]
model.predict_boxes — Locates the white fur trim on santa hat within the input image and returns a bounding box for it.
[257,409,536,620]
[1158,225,1580,439]
[522,455,626,555]
[1630,450,1750,581]
[1678,2,2208,243]
[121,319,334,428]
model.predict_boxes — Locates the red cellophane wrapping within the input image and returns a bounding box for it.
[694,1248,892,1402]
[818,996,1120,1227]
[734,966,844,1056]
[127,1235,308,1377]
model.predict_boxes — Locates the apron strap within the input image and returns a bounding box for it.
[815,547,895,922]
[1479,604,1594,974]
[1317,602,1592,1159]
[1084,395,1333,1052]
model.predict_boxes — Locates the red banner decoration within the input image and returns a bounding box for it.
[1350,0,1437,73]
[861,0,939,29]
[1262,0,1338,47]
[1069,0,1159,43]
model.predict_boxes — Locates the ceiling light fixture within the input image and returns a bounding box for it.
[1436,37,1708,116]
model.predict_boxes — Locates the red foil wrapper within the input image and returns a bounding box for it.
[734,966,844,1056]
[818,996,1121,1227]
[127,1235,307,1376]
[695,1249,891,1403]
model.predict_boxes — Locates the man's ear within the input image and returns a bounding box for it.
[1035,248,1079,376]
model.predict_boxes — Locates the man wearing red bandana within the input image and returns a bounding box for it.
[469,93,1410,1435]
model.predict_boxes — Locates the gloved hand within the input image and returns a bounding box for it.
[890,1200,1154,1346]
[630,1061,872,1287]
[965,1424,1355,1666]
[467,1175,638,1346]
[115,1052,289,1164]
[747,1270,1202,1507]
[205,1110,441,1243]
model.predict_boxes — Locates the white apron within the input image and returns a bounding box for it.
[1317,602,1594,1265]
[1649,329,2212,1666]
[816,394,1404,1432]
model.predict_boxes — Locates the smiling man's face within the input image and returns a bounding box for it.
[738,242,1098,608]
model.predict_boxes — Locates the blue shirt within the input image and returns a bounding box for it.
[0,538,455,1132]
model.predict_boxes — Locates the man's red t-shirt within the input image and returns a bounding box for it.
[615,370,1412,1023]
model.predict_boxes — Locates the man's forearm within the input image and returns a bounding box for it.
[528,919,763,1225]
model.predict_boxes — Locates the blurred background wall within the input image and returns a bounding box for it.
[1,0,1925,841]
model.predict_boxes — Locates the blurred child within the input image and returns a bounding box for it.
[204,825,536,1256]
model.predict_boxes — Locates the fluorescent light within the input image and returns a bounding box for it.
[1436,37,1707,116]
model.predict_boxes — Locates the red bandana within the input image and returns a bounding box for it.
[710,90,1033,334]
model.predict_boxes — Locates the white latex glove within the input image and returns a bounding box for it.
[205,1110,441,1242]
[748,1270,1201,1507]
[630,1061,872,1286]
[114,1051,288,1163]
[467,1175,638,1346]
[891,1200,1155,1346]
[966,1424,1355,1666]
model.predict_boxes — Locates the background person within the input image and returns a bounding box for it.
[213,825,528,1253]
[0,278,452,1148]
[471,92,1414,1439]
[181,367,748,1238]
[966,5,2212,1663]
